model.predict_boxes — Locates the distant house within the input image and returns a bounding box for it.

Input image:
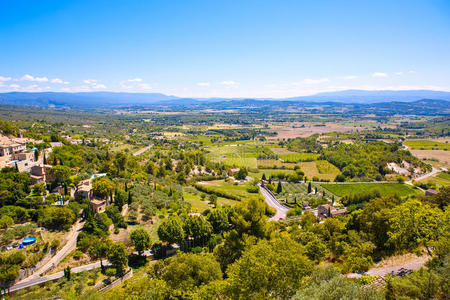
[302,201,310,209]
[425,189,439,196]
[91,199,106,213]
[49,142,63,148]
[317,203,347,218]
[76,179,93,200]
[30,165,52,184]
[229,168,240,176]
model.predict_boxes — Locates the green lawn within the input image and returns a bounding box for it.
[183,189,236,213]
[419,172,450,188]
[437,172,450,181]
[321,183,420,197]
[405,140,450,150]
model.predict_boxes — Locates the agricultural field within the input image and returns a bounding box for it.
[256,160,340,181]
[278,152,319,162]
[205,143,267,169]
[249,168,296,180]
[269,147,297,155]
[321,183,420,197]
[267,122,357,139]
[257,159,297,169]
[405,140,450,150]
[410,149,450,167]
[194,179,261,202]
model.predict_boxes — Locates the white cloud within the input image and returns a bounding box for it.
[339,75,357,80]
[81,79,106,89]
[220,81,239,86]
[20,74,48,82]
[293,78,329,85]
[9,84,20,89]
[197,82,211,87]
[51,78,63,84]
[372,72,388,78]
[83,79,97,84]
[0,76,11,82]
[137,83,152,90]
[50,78,69,84]
[409,70,416,74]
[92,83,106,89]
[395,72,403,76]
[127,78,143,82]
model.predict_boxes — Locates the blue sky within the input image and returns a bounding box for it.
[0,0,449,98]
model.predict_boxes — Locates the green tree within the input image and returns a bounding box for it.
[307,182,312,193]
[209,194,218,207]
[292,266,383,300]
[89,238,112,270]
[225,238,313,299]
[49,165,71,184]
[32,182,46,196]
[276,181,283,193]
[235,168,248,180]
[157,253,222,298]
[207,208,229,233]
[130,227,152,256]
[107,242,128,274]
[184,215,213,242]
[92,177,115,199]
[158,215,185,245]
[115,189,127,211]
[388,199,448,257]
[305,238,328,262]
[39,206,76,230]
[0,215,14,229]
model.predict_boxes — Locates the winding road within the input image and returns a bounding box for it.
[5,261,110,294]
[15,220,85,285]
[258,184,289,220]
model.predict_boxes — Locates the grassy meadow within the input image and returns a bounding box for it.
[405,140,450,150]
[321,183,420,197]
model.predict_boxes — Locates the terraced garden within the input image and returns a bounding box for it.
[275,182,332,207]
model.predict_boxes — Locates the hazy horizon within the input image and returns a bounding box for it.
[1,0,449,98]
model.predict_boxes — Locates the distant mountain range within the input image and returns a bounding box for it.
[0,90,449,108]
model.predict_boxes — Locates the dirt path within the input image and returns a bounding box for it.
[133,144,153,156]
[365,253,430,277]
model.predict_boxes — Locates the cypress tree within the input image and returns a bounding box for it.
[307,182,312,194]
[34,149,39,161]
[276,181,283,193]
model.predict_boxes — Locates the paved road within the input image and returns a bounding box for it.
[17,220,85,284]
[6,261,110,294]
[413,167,439,182]
[133,144,153,156]
[258,184,289,221]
